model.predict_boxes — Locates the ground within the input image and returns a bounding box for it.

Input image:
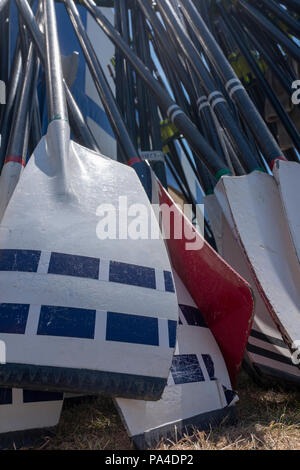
[36,371,300,450]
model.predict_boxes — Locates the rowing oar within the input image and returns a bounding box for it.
[178,0,287,170]
[0,0,178,398]
[82,0,231,180]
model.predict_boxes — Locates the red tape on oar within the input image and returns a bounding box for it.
[4,156,26,167]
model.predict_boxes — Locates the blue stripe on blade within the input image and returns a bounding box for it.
[109,261,156,289]
[0,303,29,334]
[23,390,63,403]
[0,388,12,405]
[106,312,159,346]
[171,354,205,385]
[0,249,40,272]
[37,306,96,339]
[164,271,175,293]
[168,320,177,348]
[48,252,99,279]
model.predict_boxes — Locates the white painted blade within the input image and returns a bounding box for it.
[273,160,300,263]
[0,387,63,448]
[0,161,24,222]
[215,172,300,353]
[115,271,236,450]
[0,121,178,398]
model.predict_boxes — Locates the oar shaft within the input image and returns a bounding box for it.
[43,0,68,123]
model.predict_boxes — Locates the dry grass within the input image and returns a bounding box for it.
[39,372,300,450]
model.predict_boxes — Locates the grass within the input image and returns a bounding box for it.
[38,371,300,450]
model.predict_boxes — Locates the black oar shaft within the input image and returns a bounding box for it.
[43,0,68,122]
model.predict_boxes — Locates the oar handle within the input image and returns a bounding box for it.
[43,0,68,123]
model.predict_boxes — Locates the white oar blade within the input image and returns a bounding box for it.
[273,160,300,263]
[0,121,178,398]
[0,387,63,449]
[215,171,300,353]
[115,271,237,450]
